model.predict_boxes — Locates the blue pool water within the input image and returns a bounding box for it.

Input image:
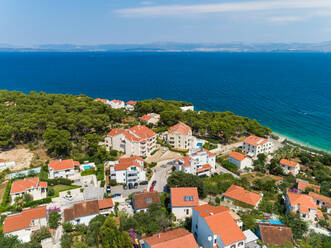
[83,165,91,170]
[0,52,330,151]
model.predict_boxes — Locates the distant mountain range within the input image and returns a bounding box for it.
[1,41,331,52]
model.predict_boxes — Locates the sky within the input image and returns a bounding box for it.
[1,0,331,46]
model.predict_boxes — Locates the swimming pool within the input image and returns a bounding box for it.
[83,165,91,170]
[197,142,203,147]
[262,219,283,225]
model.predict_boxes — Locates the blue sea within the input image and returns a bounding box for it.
[0,52,330,151]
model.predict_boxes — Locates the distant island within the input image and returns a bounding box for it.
[2,41,331,52]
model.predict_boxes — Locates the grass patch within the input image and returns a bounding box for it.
[49,184,81,198]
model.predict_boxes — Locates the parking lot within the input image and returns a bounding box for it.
[109,184,148,199]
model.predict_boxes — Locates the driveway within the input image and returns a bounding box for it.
[148,159,173,193]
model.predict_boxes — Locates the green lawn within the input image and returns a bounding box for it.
[49,184,81,197]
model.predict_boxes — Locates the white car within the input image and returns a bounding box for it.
[64,194,73,201]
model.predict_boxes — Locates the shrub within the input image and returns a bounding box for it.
[109,180,117,186]
[81,169,96,176]
[1,180,12,207]
[31,226,51,243]
[46,178,71,186]
[63,222,74,233]
[24,197,52,208]
[100,180,105,187]
[47,188,55,197]
[48,211,61,229]
[215,197,221,204]
[61,234,73,248]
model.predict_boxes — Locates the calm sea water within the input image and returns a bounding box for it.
[0,52,330,151]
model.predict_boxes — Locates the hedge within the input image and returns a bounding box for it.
[81,169,96,176]
[1,180,12,207]
[46,178,72,186]
[23,197,52,208]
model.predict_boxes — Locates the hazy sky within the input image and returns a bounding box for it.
[2,0,331,46]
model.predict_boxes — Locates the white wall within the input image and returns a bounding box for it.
[70,214,98,226]
[172,206,194,220]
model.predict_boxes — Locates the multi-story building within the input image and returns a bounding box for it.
[64,199,114,225]
[308,192,331,214]
[286,192,322,222]
[109,99,125,109]
[280,159,300,176]
[223,185,263,208]
[228,152,253,170]
[142,228,199,248]
[126,100,136,111]
[10,177,47,203]
[109,156,146,184]
[170,187,199,220]
[242,135,273,157]
[166,122,196,150]
[139,113,160,125]
[175,148,216,177]
[48,159,79,179]
[132,191,161,213]
[191,204,247,248]
[105,125,157,157]
[3,206,47,243]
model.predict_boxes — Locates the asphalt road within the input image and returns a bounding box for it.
[148,161,173,193]
[110,184,147,198]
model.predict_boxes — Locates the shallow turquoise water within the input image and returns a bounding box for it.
[0,52,330,151]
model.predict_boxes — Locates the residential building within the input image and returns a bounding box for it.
[142,228,199,248]
[105,125,157,157]
[296,179,320,193]
[170,187,199,220]
[139,113,160,125]
[280,159,300,176]
[242,135,273,157]
[308,192,331,214]
[64,199,114,225]
[257,223,294,246]
[109,156,146,184]
[243,230,259,247]
[286,192,322,221]
[166,122,196,150]
[175,148,216,177]
[132,191,161,213]
[180,105,194,112]
[228,152,253,170]
[109,99,125,109]
[126,100,137,111]
[192,204,246,248]
[10,177,47,203]
[3,206,47,243]
[223,185,263,208]
[48,159,79,179]
[95,98,110,104]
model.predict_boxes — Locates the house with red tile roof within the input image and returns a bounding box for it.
[142,228,198,248]
[64,199,114,225]
[280,159,300,176]
[139,113,160,125]
[223,185,263,208]
[242,135,273,158]
[296,179,320,193]
[286,192,322,222]
[109,156,146,184]
[109,99,125,109]
[175,147,216,177]
[125,100,137,111]
[257,223,294,246]
[3,206,47,243]
[228,152,253,171]
[132,191,161,213]
[170,187,199,220]
[95,98,110,104]
[166,122,197,150]
[308,192,331,214]
[192,204,249,248]
[10,177,47,203]
[48,159,79,179]
[105,125,157,157]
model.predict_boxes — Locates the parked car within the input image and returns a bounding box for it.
[134,182,138,189]
[128,183,133,189]
[152,180,157,186]
[149,185,154,191]
[112,193,121,198]
[106,186,111,194]
[161,164,167,168]
[139,181,148,185]
[123,184,128,190]
[64,194,73,201]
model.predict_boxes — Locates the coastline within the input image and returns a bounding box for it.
[272,131,330,153]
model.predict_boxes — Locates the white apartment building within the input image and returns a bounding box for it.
[170,187,199,220]
[180,105,194,112]
[109,99,125,109]
[48,159,79,179]
[10,177,47,203]
[242,135,273,157]
[105,125,157,157]
[3,206,47,243]
[166,122,196,150]
[228,152,253,170]
[109,156,146,184]
[175,147,216,177]
[191,204,247,248]
[280,159,300,176]
[286,192,322,222]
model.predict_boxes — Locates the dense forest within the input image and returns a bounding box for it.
[0,91,270,158]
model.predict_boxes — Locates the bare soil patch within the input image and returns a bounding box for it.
[0,148,34,172]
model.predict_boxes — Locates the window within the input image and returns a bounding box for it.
[145,198,152,204]
[238,242,244,246]
[230,245,236,248]
[186,209,189,215]
[196,224,198,229]
[131,167,136,171]
[184,196,194,201]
